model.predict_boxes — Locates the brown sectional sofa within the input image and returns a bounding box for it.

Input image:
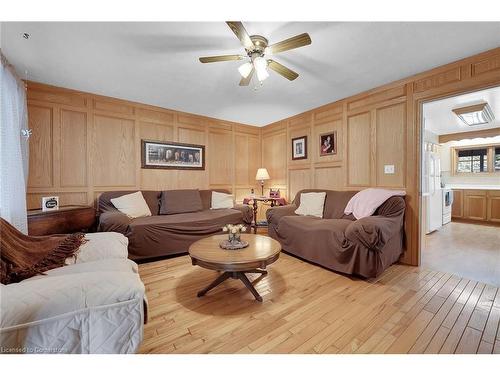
[97,189,252,260]
[267,189,405,278]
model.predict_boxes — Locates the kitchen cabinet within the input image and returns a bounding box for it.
[488,190,500,223]
[452,189,500,224]
[464,190,487,221]
[451,189,463,218]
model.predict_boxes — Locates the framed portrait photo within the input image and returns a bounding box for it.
[319,131,337,157]
[291,136,307,160]
[141,140,205,170]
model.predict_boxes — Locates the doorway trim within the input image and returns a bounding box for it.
[413,80,500,266]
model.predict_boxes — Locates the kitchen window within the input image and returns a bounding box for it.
[452,144,500,174]
[495,147,500,172]
[456,148,488,173]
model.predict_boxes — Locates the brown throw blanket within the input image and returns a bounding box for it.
[0,218,86,284]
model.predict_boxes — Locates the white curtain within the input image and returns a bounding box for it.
[0,53,29,233]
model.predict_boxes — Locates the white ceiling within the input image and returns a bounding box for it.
[2,22,500,126]
[424,86,500,135]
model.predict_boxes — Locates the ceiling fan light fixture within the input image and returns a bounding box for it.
[253,56,269,82]
[256,67,269,82]
[199,22,310,87]
[238,62,253,78]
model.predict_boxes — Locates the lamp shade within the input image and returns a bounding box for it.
[255,168,270,181]
[238,62,253,79]
[253,57,269,82]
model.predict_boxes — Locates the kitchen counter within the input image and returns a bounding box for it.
[445,184,500,190]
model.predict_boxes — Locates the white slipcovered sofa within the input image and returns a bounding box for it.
[0,232,146,354]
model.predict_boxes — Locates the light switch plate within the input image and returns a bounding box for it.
[384,165,395,174]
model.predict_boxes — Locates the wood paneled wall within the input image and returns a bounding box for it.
[26,82,262,210]
[26,47,500,267]
[260,47,500,266]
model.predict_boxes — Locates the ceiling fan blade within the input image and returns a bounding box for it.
[239,67,255,86]
[199,55,244,63]
[226,21,254,50]
[267,33,311,54]
[267,60,299,81]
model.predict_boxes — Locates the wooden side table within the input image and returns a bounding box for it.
[243,197,287,234]
[27,205,97,236]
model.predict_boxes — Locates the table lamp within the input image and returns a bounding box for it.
[255,168,270,197]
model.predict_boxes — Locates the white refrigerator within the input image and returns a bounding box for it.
[423,144,443,234]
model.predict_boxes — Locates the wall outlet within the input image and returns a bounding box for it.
[384,165,395,174]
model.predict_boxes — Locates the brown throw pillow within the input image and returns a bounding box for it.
[159,189,203,215]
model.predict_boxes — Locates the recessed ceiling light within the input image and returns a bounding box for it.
[452,102,495,126]
[22,33,30,39]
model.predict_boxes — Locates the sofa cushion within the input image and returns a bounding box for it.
[65,232,129,265]
[110,191,153,218]
[160,189,203,215]
[2,269,145,330]
[25,259,139,280]
[99,190,160,215]
[293,189,357,219]
[199,189,231,210]
[125,209,247,259]
[294,192,326,218]
[131,208,242,228]
[275,216,352,263]
[279,215,352,238]
[211,191,234,209]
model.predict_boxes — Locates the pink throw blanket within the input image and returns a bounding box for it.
[344,188,406,219]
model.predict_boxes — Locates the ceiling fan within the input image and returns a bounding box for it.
[199,22,312,87]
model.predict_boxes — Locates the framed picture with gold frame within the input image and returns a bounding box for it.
[141,140,205,170]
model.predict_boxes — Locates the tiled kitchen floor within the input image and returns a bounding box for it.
[423,221,500,287]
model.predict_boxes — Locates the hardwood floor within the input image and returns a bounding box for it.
[423,222,500,287]
[138,252,500,354]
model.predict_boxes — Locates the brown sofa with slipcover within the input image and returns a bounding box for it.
[266,189,405,278]
[98,189,252,260]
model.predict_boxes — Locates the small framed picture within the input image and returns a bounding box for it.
[141,140,205,170]
[319,131,337,157]
[292,136,307,160]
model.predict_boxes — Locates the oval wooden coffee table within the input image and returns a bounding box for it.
[188,234,281,302]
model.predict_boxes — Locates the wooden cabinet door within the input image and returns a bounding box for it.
[464,190,487,221]
[451,189,463,218]
[487,191,500,223]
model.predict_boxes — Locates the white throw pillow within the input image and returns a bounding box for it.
[110,191,152,218]
[211,191,234,209]
[294,192,327,218]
